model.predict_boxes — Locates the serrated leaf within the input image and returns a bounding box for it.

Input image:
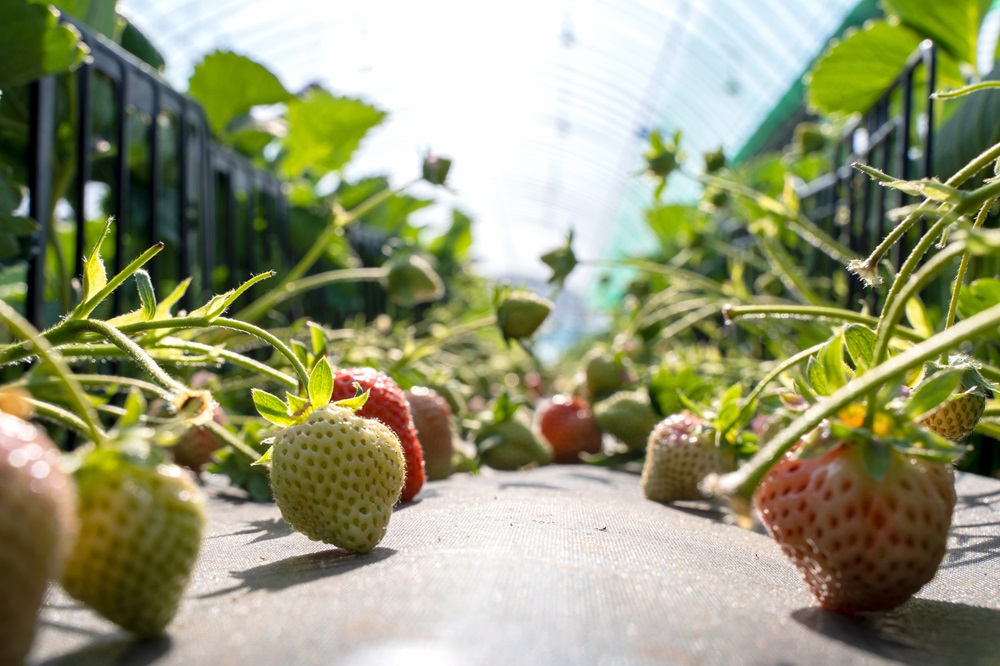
[81,218,112,304]
[188,271,274,321]
[843,325,877,373]
[905,368,964,418]
[862,440,892,480]
[281,90,386,178]
[307,358,333,408]
[309,322,327,358]
[187,51,292,136]
[155,277,190,319]
[134,269,156,320]
[251,389,293,426]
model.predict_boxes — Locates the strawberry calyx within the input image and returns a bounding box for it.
[251,357,372,466]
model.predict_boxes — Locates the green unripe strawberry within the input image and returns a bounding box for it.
[583,348,629,400]
[594,390,660,451]
[386,254,445,307]
[0,411,78,665]
[496,289,553,342]
[269,404,406,553]
[62,446,205,638]
[477,418,553,470]
[921,391,987,442]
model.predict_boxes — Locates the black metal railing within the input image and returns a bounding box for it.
[798,41,937,310]
[16,19,291,328]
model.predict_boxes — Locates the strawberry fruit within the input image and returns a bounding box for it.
[754,425,956,613]
[641,411,730,502]
[0,412,78,665]
[270,403,405,552]
[920,391,986,442]
[61,445,205,637]
[405,386,454,481]
[534,394,602,463]
[331,367,424,502]
[593,390,660,452]
[495,288,553,342]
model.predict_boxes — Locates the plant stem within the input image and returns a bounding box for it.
[945,196,998,330]
[723,304,924,343]
[72,242,165,319]
[389,315,497,373]
[157,338,298,389]
[731,342,827,432]
[707,300,1000,509]
[203,421,262,462]
[0,300,107,446]
[26,398,94,438]
[855,141,1000,279]
[73,319,187,393]
[234,267,386,323]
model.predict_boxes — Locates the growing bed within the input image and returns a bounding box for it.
[30,465,1000,665]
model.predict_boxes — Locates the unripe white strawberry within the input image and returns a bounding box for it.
[0,412,78,665]
[61,446,205,638]
[641,411,730,502]
[269,404,406,553]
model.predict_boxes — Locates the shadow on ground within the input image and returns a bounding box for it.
[793,598,1000,665]
[35,635,171,666]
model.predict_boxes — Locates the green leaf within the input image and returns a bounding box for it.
[843,325,877,373]
[117,387,146,430]
[807,357,831,397]
[286,393,309,414]
[80,218,112,305]
[251,389,293,427]
[715,384,742,432]
[957,278,1000,319]
[904,368,964,418]
[492,392,520,424]
[281,90,386,178]
[155,277,190,319]
[134,269,156,320]
[904,296,935,338]
[307,358,333,408]
[884,0,991,67]
[251,445,273,467]
[862,440,892,480]
[334,388,370,412]
[291,339,309,369]
[0,233,19,259]
[309,322,327,358]
[0,214,37,236]
[187,51,292,136]
[188,271,274,321]
[52,0,118,38]
[820,335,848,393]
[807,21,925,115]
[0,2,88,89]
[880,178,965,204]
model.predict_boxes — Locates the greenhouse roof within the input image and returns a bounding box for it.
[118,0,867,287]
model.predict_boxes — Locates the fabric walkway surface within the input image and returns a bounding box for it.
[30,465,1000,665]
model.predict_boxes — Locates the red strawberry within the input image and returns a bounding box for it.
[534,394,602,464]
[0,411,78,665]
[641,411,730,502]
[405,386,454,481]
[753,426,956,613]
[331,367,424,502]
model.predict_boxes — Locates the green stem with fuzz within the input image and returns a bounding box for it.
[0,301,107,446]
[945,196,998,330]
[723,304,924,343]
[708,300,1000,508]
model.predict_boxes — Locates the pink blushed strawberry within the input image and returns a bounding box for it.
[753,427,956,613]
